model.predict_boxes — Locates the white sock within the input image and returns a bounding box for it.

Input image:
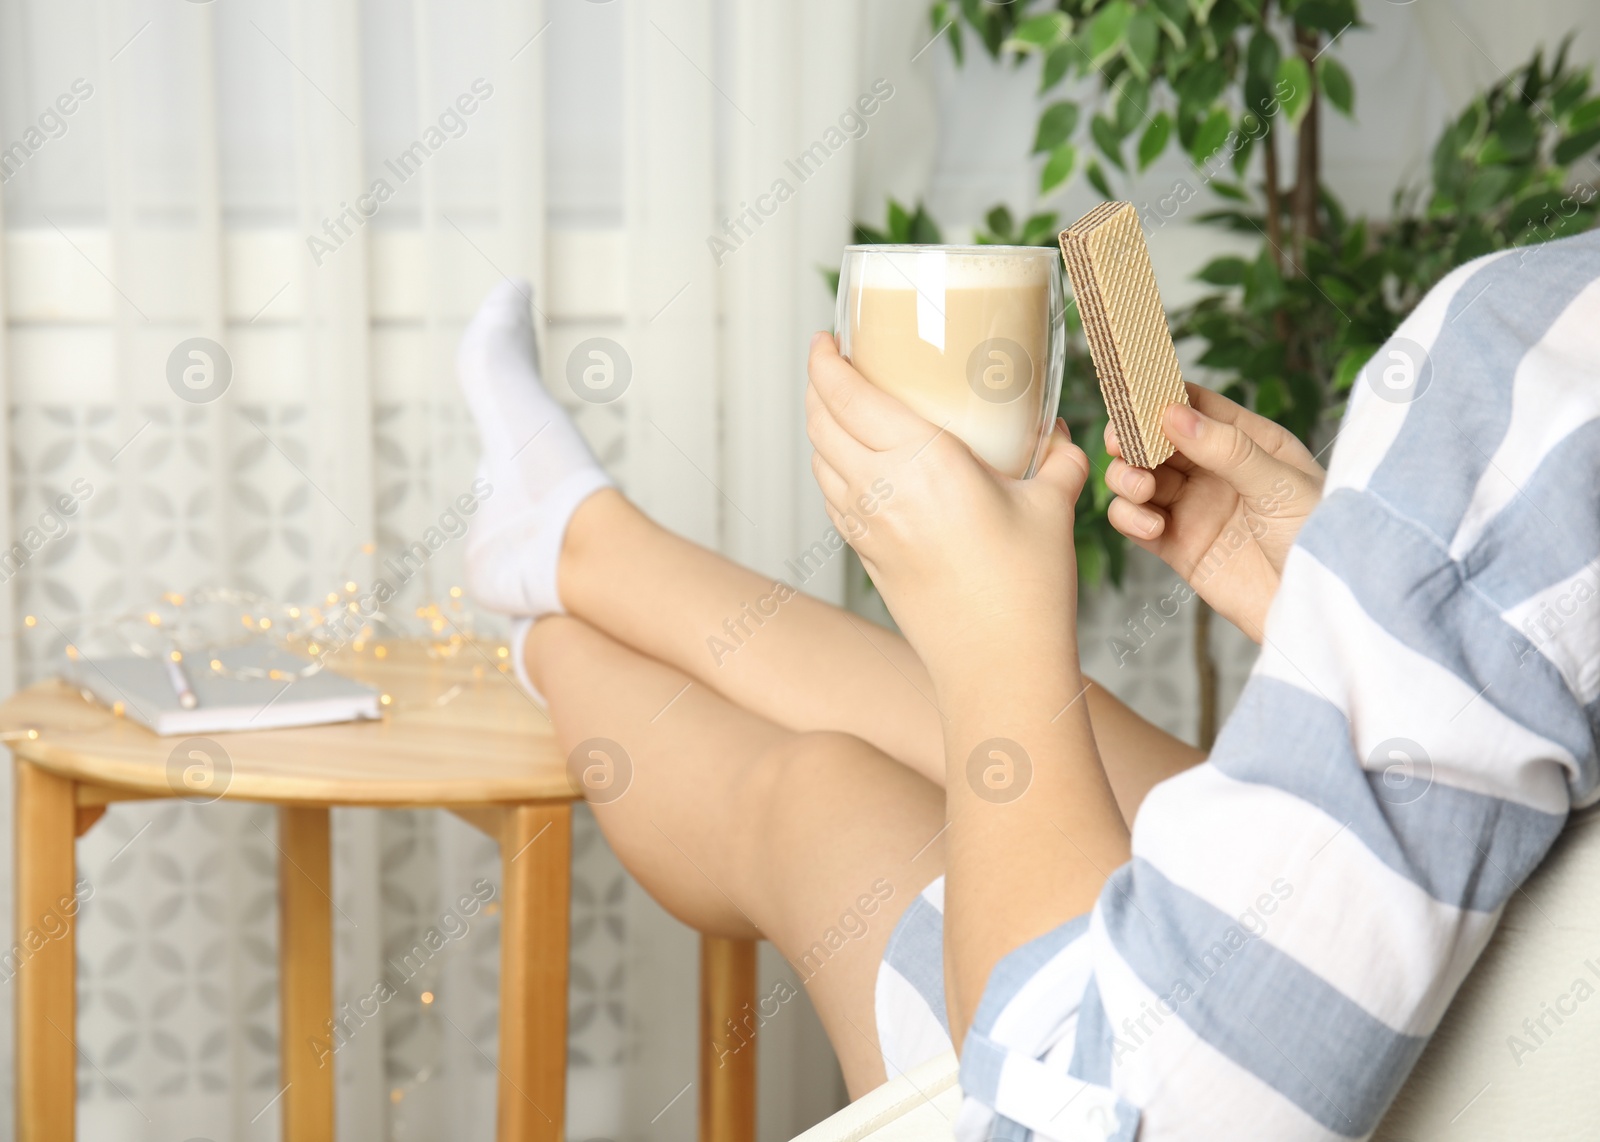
[457,277,613,617]
[506,616,545,704]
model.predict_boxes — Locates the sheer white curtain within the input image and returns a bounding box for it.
[0,0,871,1137]
[0,1,560,1137]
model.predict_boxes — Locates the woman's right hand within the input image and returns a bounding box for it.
[1104,383,1325,641]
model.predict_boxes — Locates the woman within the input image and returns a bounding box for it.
[458,227,1599,1139]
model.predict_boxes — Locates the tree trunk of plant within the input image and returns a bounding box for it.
[1293,28,1322,262]
[1194,601,1218,750]
[1262,125,1295,362]
[1262,126,1284,271]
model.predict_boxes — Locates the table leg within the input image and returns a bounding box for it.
[14,761,77,1142]
[497,802,571,1142]
[700,936,758,1142]
[279,806,334,1140]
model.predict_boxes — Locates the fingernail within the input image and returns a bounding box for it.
[1167,405,1203,439]
[1123,468,1153,497]
[1131,505,1160,537]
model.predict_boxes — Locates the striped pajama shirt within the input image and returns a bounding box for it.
[873,228,1600,1141]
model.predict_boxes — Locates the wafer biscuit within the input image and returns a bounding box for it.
[1058,202,1189,468]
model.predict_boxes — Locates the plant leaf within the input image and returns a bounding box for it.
[1088,1,1134,66]
[909,206,943,244]
[1317,56,1354,116]
[1041,142,1079,192]
[1474,134,1516,166]
[887,199,910,240]
[1555,124,1600,165]
[1551,68,1588,118]
[1462,166,1523,215]
[1231,127,1256,174]
[1032,101,1081,154]
[1245,250,1285,309]
[1151,0,1190,31]
[1041,43,1075,93]
[1086,159,1115,199]
[1138,111,1172,170]
[1174,59,1228,108]
[1019,211,1062,246]
[1290,0,1357,35]
[1569,97,1600,133]
[1006,12,1071,52]
[1150,0,1188,50]
[1277,56,1312,128]
[1494,100,1537,161]
[959,0,991,55]
[1124,9,1160,79]
[1197,255,1249,285]
[1333,346,1375,393]
[1115,77,1151,138]
[1244,29,1281,120]
[1189,107,1231,165]
[930,0,965,65]
[1091,114,1127,171]
[1254,375,1287,419]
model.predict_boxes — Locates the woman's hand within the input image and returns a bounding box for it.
[1104,383,1324,641]
[805,332,1091,677]
[808,333,1128,1035]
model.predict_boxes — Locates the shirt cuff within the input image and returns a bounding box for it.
[953,913,1140,1142]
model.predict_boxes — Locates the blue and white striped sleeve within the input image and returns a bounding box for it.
[957,229,1600,1142]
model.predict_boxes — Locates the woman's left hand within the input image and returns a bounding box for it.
[805,332,1091,677]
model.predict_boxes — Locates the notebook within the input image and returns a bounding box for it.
[62,643,382,736]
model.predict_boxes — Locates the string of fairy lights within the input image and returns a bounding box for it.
[25,543,517,718]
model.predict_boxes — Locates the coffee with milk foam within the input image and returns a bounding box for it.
[842,250,1053,478]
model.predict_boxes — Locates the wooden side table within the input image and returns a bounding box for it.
[4,642,760,1142]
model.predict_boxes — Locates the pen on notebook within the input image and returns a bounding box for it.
[165,650,198,710]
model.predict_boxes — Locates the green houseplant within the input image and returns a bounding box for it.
[841,1,1600,744]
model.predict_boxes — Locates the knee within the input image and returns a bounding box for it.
[750,730,877,798]
[740,731,887,852]
[523,614,595,690]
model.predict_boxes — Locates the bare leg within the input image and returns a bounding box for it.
[560,489,945,778]
[527,616,946,1096]
[557,489,1201,815]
